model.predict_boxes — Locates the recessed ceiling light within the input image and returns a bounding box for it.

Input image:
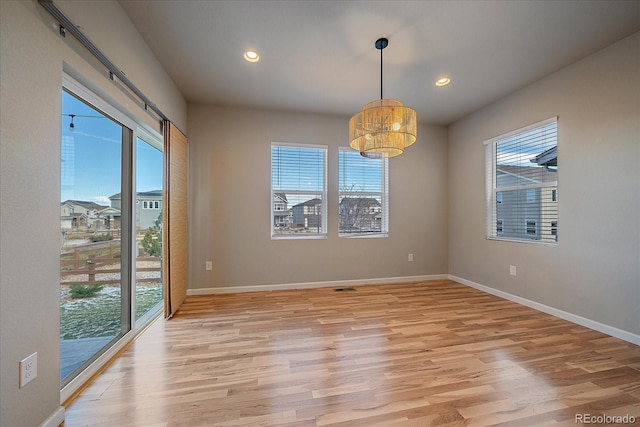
[435,77,451,87]
[244,50,259,63]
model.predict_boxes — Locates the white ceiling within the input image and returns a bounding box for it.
[119,0,640,125]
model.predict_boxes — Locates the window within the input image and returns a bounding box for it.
[338,148,388,237]
[271,143,327,238]
[551,220,558,241]
[526,220,537,235]
[143,201,148,209]
[486,117,558,243]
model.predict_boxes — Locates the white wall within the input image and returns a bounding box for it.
[448,32,640,337]
[187,105,449,291]
[0,1,186,426]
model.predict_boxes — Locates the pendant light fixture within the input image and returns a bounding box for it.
[349,37,417,158]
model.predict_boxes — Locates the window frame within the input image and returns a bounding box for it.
[485,117,558,245]
[270,142,328,239]
[338,147,389,238]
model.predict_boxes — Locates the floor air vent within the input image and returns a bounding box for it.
[334,287,356,292]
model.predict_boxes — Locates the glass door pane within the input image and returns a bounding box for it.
[135,137,163,325]
[60,90,130,385]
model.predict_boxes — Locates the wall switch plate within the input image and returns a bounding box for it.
[205,261,213,271]
[408,254,413,262]
[19,352,37,388]
[510,265,517,276]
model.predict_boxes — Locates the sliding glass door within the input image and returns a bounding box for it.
[59,77,163,388]
[60,88,131,386]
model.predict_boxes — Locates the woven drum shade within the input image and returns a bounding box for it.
[349,99,417,158]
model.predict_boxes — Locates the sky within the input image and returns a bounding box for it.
[495,122,557,167]
[61,90,162,205]
[338,148,384,193]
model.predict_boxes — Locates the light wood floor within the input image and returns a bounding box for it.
[62,280,640,426]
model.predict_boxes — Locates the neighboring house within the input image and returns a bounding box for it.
[273,193,292,228]
[531,146,557,169]
[60,200,104,229]
[98,206,122,231]
[60,212,87,230]
[495,148,558,242]
[136,190,163,230]
[530,146,558,242]
[109,190,162,230]
[292,198,322,228]
[108,192,123,210]
[339,197,382,233]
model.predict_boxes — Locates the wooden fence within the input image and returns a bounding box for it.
[60,243,161,286]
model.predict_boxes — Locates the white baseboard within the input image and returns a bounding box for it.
[40,406,65,427]
[187,274,449,295]
[449,274,640,346]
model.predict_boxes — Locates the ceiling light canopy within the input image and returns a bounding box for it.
[244,50,259,62]
[349,37,417,158]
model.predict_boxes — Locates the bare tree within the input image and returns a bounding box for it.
[339,184,381,233]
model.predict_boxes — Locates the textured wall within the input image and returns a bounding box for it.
[448,32,640,336]
[187,105,449,290]
[0,1,185,425]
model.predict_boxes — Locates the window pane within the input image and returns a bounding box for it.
[271,144,327,237]
[135,137,163,324]
[486,118,558,243]
[60,89,127,385]
[338,148,388,236]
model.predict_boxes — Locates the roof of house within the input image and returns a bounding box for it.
[61,200,105,210]
[137,190,163,198]
[109,190,163,200]
[530,146,558,167]
[274,193,288,202]
[293,198,322,208]
[497,165,557,184]
[99,207,121,215]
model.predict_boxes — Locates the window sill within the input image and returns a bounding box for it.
[487,236,558,247]
[339,233,388,239]
[271,234,327,240]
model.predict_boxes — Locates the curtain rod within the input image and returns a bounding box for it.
[38,0,170,123]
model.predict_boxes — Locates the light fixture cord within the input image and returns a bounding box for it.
[380,45,383,99]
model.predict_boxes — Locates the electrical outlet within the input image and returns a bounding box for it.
[19,352,37,388]
[510,265,517,276]
[205,261,213,271]
[408,253,413,262]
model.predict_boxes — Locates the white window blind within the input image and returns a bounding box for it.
[338,147,388,237]
[271,143,327,238]
[485,117,558,243]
